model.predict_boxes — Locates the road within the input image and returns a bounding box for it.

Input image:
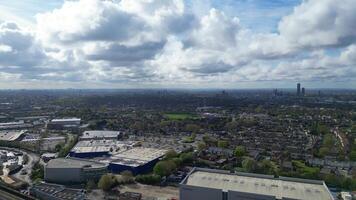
[0,189,27,200]
[0,147,40,185]
[12,150,40,184]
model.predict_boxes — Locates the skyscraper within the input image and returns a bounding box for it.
[302,87,305,96]
[297,83,301,96]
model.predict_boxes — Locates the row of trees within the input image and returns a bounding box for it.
[58,134,78,157]
[153,150,193,177]
[95,171,135,191]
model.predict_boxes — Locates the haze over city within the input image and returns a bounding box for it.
[0,0,355,89]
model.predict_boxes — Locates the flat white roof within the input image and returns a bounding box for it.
[51,118,81,122]
[183,168,333,200]
[0,130,25,141]
[80,130,121,140]
[46,158,107,169]
[98,147,167,167]
[71,140,135,154]
[112,147,167,162]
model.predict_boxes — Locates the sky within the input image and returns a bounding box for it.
[0,0,355,89]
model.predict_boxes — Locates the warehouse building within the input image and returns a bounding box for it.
[44,157,108,184]
[30,182,86,200]
[106,147,167,174]
[180,168,334,200]
[0,130,26,141]
[80,130,122,141]
[69,139,136,158]
[47,118,81,130]
[0,121,32,130]
[69,138,167,175]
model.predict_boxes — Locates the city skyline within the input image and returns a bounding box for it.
[0,0,355,89]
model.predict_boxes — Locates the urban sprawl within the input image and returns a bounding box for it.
[0,85,355,200]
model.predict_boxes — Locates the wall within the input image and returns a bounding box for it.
[45,167,82,184]
[179,185,223,200]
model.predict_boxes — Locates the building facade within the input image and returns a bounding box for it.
[44,158,107,184]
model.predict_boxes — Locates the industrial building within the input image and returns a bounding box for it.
[44,157,108,184]
[69,139,136,158]
[79,130,121,141]
[47,118,81,130]
[106,147,167,174]
[0,121,32,130]
[180,168,334,200]
[69,138,167,175]
[0,130,26,141]
[30,182,86,200]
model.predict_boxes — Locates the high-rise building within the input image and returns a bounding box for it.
[297,83,301,96]
[302,87,306,96]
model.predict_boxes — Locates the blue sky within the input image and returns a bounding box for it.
[209,0,302,32]
[0,0,355,89]
[1,0,301,32]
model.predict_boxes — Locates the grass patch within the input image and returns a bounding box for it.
[164,113,199,120]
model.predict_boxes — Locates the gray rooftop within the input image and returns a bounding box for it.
[51,118,81,123]
[46,158,107,169]
[0,130,26,141]
[71,140,135,154]
[110,147,167,166]
[182,168,333,200]
[80,130,121,140]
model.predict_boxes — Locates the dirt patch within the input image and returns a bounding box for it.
[118,183,179,199]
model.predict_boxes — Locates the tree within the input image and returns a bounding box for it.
[153,160,177,177]
[218,140,229,148]
[165,149,178,159]
[319,147,329,157]
[30,162,44,181]
[180,152,193,164]
[242,158,257,173]
[259,160,278,175]
[86,180,96,191]
[55,144,63,152]
[225,121,238,132]
[119,171,134,184]
[234,146,246,158]
[322,134,334,147]
[197,142,207,151]
[185,124,200,133]
[172,157,182,166]
[135,174,161,185]
[98,174,115,191]
[350,151,356,161]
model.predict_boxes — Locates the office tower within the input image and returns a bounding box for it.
[302,87,305,96]
[297,83,301,96]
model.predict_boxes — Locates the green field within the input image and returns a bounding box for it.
[164,113,198,120]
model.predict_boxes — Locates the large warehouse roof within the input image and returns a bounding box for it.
[47,158,107,169]
[80,130,121,140]
[71,140,135,154]
[51,118,81,123]
[101,147,167,167]
[182,168,333,200]
[0,130,26,141]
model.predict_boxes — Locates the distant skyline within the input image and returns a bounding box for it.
[0,0,355,89]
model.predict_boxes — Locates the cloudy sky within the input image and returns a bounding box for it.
[0,0,355,89]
